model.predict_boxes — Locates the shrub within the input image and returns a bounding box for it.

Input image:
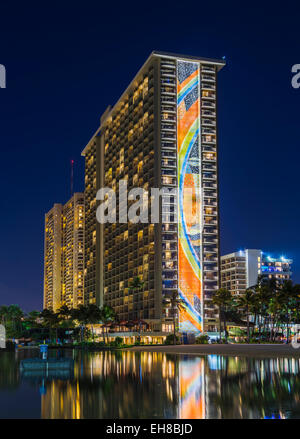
[195,335,209,344]
[114,336,123,347]
[164,334,180,345]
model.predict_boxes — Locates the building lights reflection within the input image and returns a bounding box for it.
[9,350,299,419]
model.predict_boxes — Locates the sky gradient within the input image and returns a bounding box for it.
[0,2,299,311]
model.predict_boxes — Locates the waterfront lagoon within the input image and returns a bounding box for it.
[1,349,300,419]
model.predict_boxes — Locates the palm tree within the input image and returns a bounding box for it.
[86,304,102,340]
[100,305,116,344]
[7,305,24,337]
[212,288,232,341]
[58,305,71,321]
[129,276,144,316]
[71,305,90,341]
[129,277,145,341]
[277,280,295,342]
[40,309,60,341]
[23,310,42,336]
[27,310,41,321]
[235,288,256,342]
[255,283,271,337]
[267,297,281,341]
[163,291,184,345]
[292,283,300,325]
[129,276,144,292]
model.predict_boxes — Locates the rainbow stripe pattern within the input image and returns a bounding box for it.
[177,60,202,334]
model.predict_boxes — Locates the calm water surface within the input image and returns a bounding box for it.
[0,349,300,419]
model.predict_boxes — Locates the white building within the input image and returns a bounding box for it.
[221,249,293,295]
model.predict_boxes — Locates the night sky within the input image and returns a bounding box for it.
[0,2,299,311]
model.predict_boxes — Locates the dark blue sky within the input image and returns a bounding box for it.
[0,2,299,311]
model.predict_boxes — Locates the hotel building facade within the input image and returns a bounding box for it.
[43,193,85,311]
[221,249,293,296]
[82,51,225,334]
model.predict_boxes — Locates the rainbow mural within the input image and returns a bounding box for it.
[177,60,202,334]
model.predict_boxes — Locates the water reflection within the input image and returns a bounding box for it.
[1,350,300,418]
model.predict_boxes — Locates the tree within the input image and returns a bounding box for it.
[40,309,60,341]
[86,304,102,340]
[129,276,145,341]
[163,290,184,345]
[255,283,272,337]
[58,305,72,321]
[292,283,300,324]
[100,305,116,344]
[0,306,9,325]
[212,288,232,341]
[235,288,256,342]
[22,310,42,337]
[6,305,24,337]
[129,276,144,293]
[71,304,103,342]
[277,280,295,343]
[71,305,89,341]
[129,276,144,317]
[267,297,281,341]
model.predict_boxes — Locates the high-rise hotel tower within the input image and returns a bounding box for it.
[82,52,225,333]
[43,193,85,311]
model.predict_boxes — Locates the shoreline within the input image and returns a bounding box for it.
[124,343,300,358]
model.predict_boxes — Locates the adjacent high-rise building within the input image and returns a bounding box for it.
[43,193,85,311]
[221,249,293,296]
[82,51,225,334]
[43,203,63,311]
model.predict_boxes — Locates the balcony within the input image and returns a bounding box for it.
[203,227,217,234]
[162,133,176,141]
[161,88,176,96]
[202,101,215,109]
[162,263,178,270]
[161,125,176,131]
[202,83,216,91]
[162,229,177,237]
[202,92,216,99]
[163,280,178,289]
[202,136,216,145]
[201,75,215,82]
[161,151,176,158]
[162,160,176,168]
[202,164,216,171]
[201,66,215,73]
[161,71,176,78]
[161,142,176,150]
[203,256,218,262]
[162,223,177,232]
[161,63,176,69]
[202,128,216,135]
[202,110,216,117]
[161,96,175,104]
[161,176,176,186]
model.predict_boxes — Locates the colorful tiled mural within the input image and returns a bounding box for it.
[177,60,202,334]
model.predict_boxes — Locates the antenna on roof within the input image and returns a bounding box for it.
[71,159,74,195]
